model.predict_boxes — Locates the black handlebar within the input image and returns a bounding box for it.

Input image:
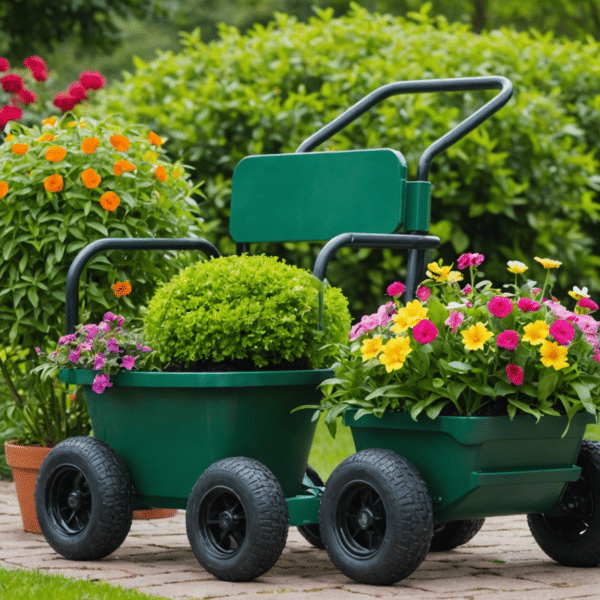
[295,76,513,181]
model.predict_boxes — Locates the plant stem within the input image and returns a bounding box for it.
[540,269,551,302]
[0,353,24,409]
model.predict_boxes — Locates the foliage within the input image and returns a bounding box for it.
[310,253,600,435]
[0,0,167,62]
[144,254,351,370]
[87,6,600,319]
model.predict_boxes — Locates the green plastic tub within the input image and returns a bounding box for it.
[60,369,332,515]
[344,410,596,522]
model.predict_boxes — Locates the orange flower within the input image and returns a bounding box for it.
[154,165,167,182]
[172,168,181,179]
[100,191,120,211]
[37,133,56,142]
[113,159,136,176]
[44,174,63,192]
[148,131,163,146]
[110,134,130,152]
[42,116,56,126]
[81,168,101,189]
[45,145,67,162]
[112,280,132,298]
[0,181,8,199]
[81,137,99,154]
[11,143,28,154]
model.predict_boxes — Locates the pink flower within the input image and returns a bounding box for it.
[79,342,92,351]
[107,338,120,353]
[17,88,36,104]
[99,321,111,332]
[576,315,599,335]
[445,311,464,333]
[1,74,23,93]
[53,92,79,112]
[68,349,81,363]
[58,333,77,345]
[531,288,542,296]
[549,319,575,345]
[91,373,112,394]
[462,284,472,295]
[23,56,46,71]
[79,71,106,90]
[376,302,396,327]
[544,300,576,321]
[517,297,541,312]
[457,252,485,269]
[103,311,118,322]
[116,316,125,328]
[0,58,9,72]
[68,82,88,100]
[578,298,599,312]
[586,333,599,348]
[497,330,519,350]
[506,364,524,386]
[349,323,366,341]
[593,353,600,365]
[416,286,431,302]
[31,68,48,82]
[387,282,405,297]
[83,324,99,341]
[488,296,513,318]
[0,105,22,128]
[93,353,106,370]
[121,356,136,370]
[136,343,152,352]
[413,319,438,344]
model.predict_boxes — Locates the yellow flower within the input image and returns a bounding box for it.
[392,300,428,332]
[42,116,56,126]
[427,262,452,282]
[507,261,528,274]
[568,286,590,301]
[37,133,56,142]
[172,168,181,179]
[447,271,464,283]
[4,133,14,141]
[535,257,562,269]
[461,322,493,351]
[361,336,383,361]
[391,312,410,334]
[143,150,158,163]
[540,340,568,370]
[379,337,412,372]
[522,320,550,345]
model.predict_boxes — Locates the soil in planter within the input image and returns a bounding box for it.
[163,356,312,372]
[440,398,509,417]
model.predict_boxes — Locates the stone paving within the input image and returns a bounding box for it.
[1,479,599,599]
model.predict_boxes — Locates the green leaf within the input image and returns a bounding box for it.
[494,380,514,397]
[447,361,471,373]
[86,222,109,236]
[571,382,595,413]
[538,371,558,402]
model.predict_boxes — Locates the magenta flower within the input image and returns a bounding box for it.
[587,333,599,348]
[121,355,136,370]
[549,319,575,345]
[578,298,599,312]
[531,287,542,296]
[462,284,472,295]
[103,311,118,321]
[445,311,464,333]
[79,342,92,352]
[506,364,524,386]
[136,343,152,352]
[82,324,99,341]
[517,297,541,312]
[116,316,125,328]
[497,330,519,350]
[416,286,431,302]
[93,353,106,370]
[387,282,405,297]
[376,302,396,327]
[593,353,600,365]
[99,321,111,332]
[58,333,77,345]
[457,252,485,269]
[349,323,366,341]
[91,373,112,394]
[68,350,80,363]
[106,338,120,353]
[488,296,513,318]
[413,319,438,344]
[576,315,599,335]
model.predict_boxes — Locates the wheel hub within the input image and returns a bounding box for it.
[357,508,374,529]
[67,490,82,509]
[219,511,234,529]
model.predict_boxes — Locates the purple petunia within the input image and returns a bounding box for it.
[93,353,106,370]
[121,355,136,370]
[68,349,81,363]
[91,373,112,394]
[59,333,77,345]
[106,338,119,353]
[82,324,99,341]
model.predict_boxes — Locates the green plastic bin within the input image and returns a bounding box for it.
[344,409,596,522]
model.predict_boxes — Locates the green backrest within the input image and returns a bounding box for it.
[230,149,409,243]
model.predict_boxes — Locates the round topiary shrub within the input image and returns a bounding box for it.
[143,254,351,370]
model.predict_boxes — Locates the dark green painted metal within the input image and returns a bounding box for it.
[405,181,432,232]
[286,485,322,526]
[344,410,595,522]
[59,368,332,522]
[230,149,407,243]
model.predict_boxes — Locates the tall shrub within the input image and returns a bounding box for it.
[88,5,600,315]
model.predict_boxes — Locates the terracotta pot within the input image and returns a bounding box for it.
[4,440,176,533]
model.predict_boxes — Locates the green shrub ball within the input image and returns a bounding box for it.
[143,254,351,370]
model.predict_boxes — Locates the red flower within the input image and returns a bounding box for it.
[488,296,513,318]
[31,68,48,82]
[23,55,46,71]
[79,71,106,90]
[68,82,88,100]
[413,318,438,344]
[549,319,575,345]
[17,88,37,104]
[506,364,524,386]
[0,104,22,128]
[386,282,405,297]
[0,58,9,72]
[52,92,79,112]
[517,297,541,312]
[497,330,519,350]
[1,74,24,93]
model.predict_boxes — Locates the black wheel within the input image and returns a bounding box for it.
[429,519,485,551]
[186,457,289,581]
[296,465,325,550]
[319,448,433,585]
[34,436,133,560]
[528,440,600,567]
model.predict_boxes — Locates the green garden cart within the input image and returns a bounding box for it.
[34,75,599,585]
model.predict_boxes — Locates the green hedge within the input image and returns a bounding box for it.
[88,5,600,315]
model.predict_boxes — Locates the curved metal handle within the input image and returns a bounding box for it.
[295,76,513,181]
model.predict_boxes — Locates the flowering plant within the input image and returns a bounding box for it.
[311,253,600,435]
[35,313,155,395]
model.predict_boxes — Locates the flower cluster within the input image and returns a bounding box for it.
[1,55,106,129]
[37,313,154,394]
[317,253,600,428]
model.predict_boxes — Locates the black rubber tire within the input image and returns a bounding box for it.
[528,440,600,567]
[319,448,433,585]
[186,456,289,581]
[429,519,485,551]
[296,465,325,550]
[34,436,133,560]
